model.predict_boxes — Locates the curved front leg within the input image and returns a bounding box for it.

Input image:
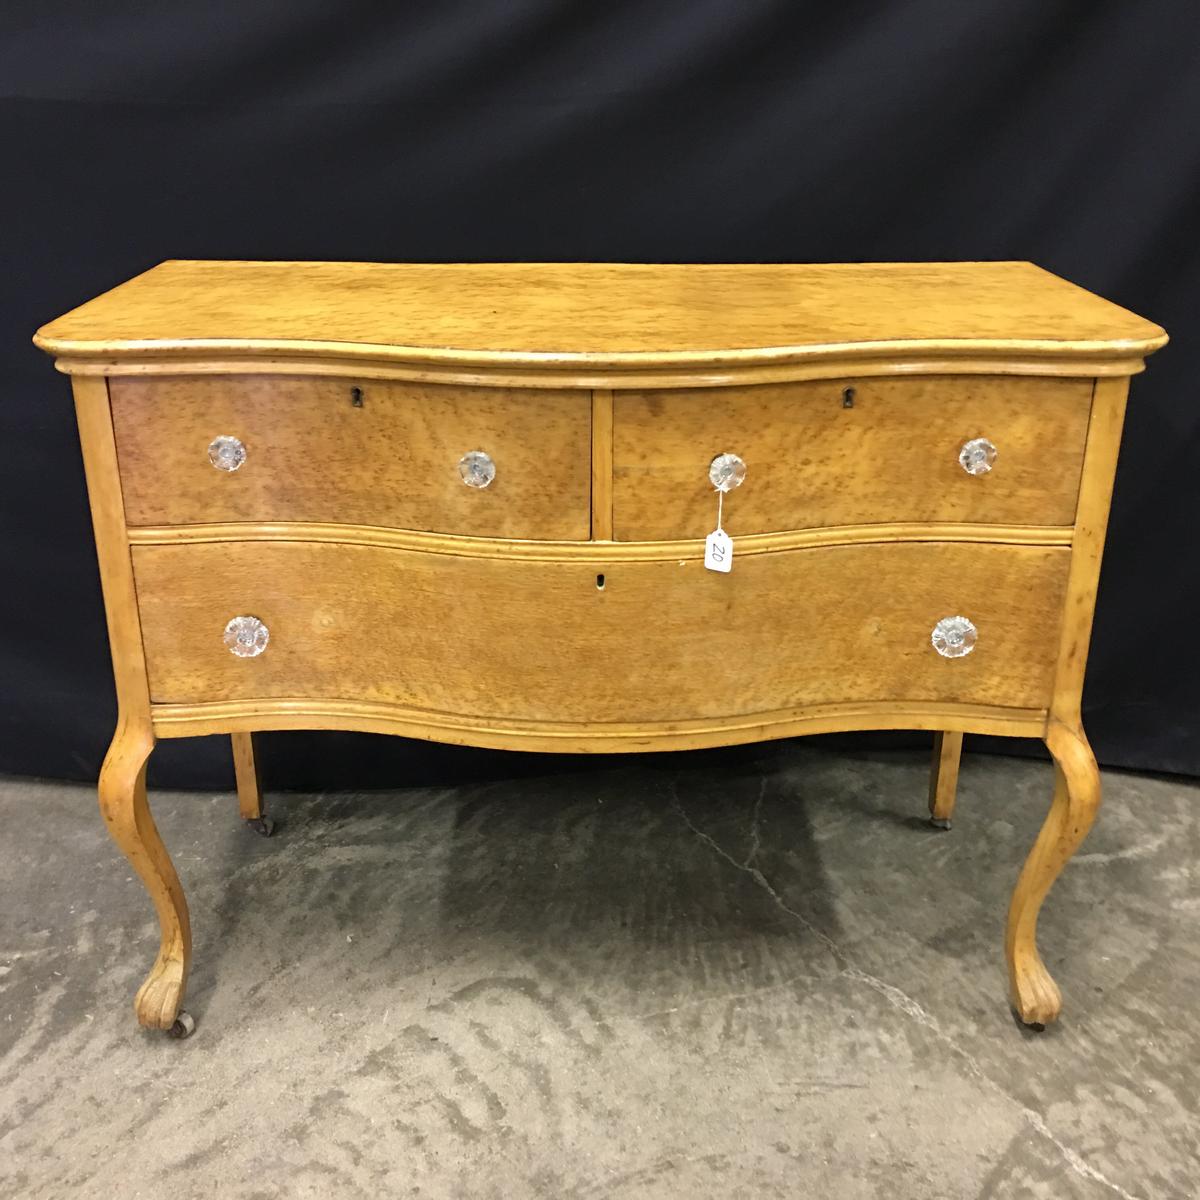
[99,721,192,1029]
[1005,719,1100,1026]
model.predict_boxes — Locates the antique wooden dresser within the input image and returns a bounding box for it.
[35,261,1166,1038]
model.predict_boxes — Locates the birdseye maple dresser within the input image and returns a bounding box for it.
[35,261,1166,1039]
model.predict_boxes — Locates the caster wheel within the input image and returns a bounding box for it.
[929,817,952,831]
[1011,1010,1047,1033]
[247,817,275,838]
[167,1011,196,1039]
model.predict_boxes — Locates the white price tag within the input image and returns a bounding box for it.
[705,528,733,573]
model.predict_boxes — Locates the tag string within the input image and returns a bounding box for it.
[716,490,724,532]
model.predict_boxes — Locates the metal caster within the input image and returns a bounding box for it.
[929,817,952,831]
[246,816,275,838]
[167,1011,196,1039]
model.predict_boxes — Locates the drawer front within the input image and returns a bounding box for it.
[133,540,1068,720]
[612,376,1092,540]
[110,376,592,540]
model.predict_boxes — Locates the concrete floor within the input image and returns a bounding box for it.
[1,742,1198,1199]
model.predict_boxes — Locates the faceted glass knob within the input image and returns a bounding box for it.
[931,616,977,659]
[208,435,246,472]
[223,615,269,658]
[709,453,747,492]
[459,450,496,489]
[959,437,997,476]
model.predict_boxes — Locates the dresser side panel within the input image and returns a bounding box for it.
[71,375,153,726]
[1049,376,1130,727]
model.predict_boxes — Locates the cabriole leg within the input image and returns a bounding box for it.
[99,722,192,1032]
[928,730,963,830]
[232,732,272,836]
[1005,720,1100,1027]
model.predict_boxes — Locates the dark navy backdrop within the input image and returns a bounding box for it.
[2,0,1196,787]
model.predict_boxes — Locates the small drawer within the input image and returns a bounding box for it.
[611,376,1092,540]
[133,539,1068,720]
[110,375,592,540]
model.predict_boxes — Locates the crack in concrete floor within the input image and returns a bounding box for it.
[3,748,1197,1198]
[669,778,1143,1200]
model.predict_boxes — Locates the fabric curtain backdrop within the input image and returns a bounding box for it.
[2,0,1197,788]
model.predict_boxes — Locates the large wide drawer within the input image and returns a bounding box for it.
[110,376,592,539]
[612,376,1092,540]
[133,539,1069,720]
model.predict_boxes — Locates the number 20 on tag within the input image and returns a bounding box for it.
[705,528,733,573]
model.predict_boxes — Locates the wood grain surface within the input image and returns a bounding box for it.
[131,539,1070,721]
[613,375,1093,539]
[72,377,153,719]
[124,519,1074,557]
[928,730,964,825]
[1007,718,1102,1025]
[36,261,1166,377]
[73,377,189,1030]
[38,262,1169,1033]
[110,375,591,538]
[231,731,263,821]
[148,696,1049,749]
[1048,376,1131,726]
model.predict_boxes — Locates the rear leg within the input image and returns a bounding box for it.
[233,732,273,836]
[928,731,962,830]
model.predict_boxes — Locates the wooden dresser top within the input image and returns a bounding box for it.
[36,260,1166,376]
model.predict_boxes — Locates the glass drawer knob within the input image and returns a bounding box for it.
[959,438,997,475]
[224,615,269,658]
[709,452,747,492]
[932,616,977,658]
[208,435,246,472]
[459,450,496,489]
